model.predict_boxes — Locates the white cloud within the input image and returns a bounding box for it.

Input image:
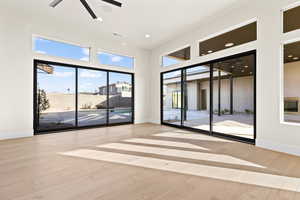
[80,57,89,61]
[36,50,46,54]
[34,37,48,43]
[111,56,123,62]
[53,71,74,77]
[80,71,102,78]
[79,83,93,91]
[82,48,90,56]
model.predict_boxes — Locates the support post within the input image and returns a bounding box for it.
[230,76,233,115]
[218,69,221,116]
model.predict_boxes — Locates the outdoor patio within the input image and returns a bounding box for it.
[163,109,254,139]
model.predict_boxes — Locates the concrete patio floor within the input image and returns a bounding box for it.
[163,110,254,139]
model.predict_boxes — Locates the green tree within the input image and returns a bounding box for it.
[38,89,50,112]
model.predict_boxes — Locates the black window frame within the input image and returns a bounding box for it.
[33,59,134,135]
[160,50,256,144]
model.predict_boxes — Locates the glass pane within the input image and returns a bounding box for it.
[200,22,257,56]
[78,69,107,126]
[284,5,300,33]
[162,70,182,125]
[98,52,134,69]
[108,72,133,124]
[284,41,300,123]
[33,37,90,61]
[212,54,255,139]
[36,63,76,131]
[162,47,191,67]
[182,65,210,131]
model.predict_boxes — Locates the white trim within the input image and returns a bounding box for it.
[160,44,191,68]
[256,139,300,157]
[282,1,300,12]
[281,121,300,127]
[0,129,33,140]
[280,38,300,126]
[279,41,285,124]
[283,36,300,45]
[197,18,257,43]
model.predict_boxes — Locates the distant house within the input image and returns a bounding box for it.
[99,82,132,97]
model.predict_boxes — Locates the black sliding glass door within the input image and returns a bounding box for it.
[162,70,182,126]
[78,69,108,127]
[36,64,76,131]
[161,51,256,143]
[211,54,255,140]
[108,72,134,124]
[182,65,211,132]
[34,60,134,134]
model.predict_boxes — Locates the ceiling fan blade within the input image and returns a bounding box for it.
[49,0,64,8]
[102,0,122,7]
[80,0,97,19]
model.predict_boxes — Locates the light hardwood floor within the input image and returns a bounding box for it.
[1,123,300,200]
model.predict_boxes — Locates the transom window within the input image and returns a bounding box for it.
[283,5,300,33]
[98,51,134,69]
[162,47,191,67]
[33,37,90,61]
[199,22,257,56]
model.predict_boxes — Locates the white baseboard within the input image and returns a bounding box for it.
[256,139,300,157]
[0,129,33,140]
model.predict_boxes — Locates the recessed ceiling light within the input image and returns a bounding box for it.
[293,57,299,60]
[241,70,245,73]
[231,66,235,68]
[250,72,253,74]
[208,50,213,53]
[288,55,293,58]
[145,34,151,38]
[244,65,249,68]
[96,17,103,22]
[225,43,234,47]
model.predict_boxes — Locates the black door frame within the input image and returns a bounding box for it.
[33,59,135,135]
[160,50,256,144]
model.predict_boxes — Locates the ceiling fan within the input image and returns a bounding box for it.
[49,0,122,20]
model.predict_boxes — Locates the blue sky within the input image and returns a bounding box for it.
[34,37,134,69]
[38,66,132,93]
[35,37,132,93]
[98,52,134,69]
[34,37,90,61]
[162,56,180,67]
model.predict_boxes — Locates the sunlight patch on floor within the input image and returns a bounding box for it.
[124,138,209,151]
[61,149,300,192]
[97,143,264,168]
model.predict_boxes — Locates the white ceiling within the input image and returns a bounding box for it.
[3,0,245,50]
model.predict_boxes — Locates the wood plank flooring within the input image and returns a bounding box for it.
[1,123,300,200]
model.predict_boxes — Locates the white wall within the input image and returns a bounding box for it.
[0,3,150,140]
[149,0,300,156]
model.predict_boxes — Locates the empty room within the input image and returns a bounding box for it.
[2,0,300,199]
